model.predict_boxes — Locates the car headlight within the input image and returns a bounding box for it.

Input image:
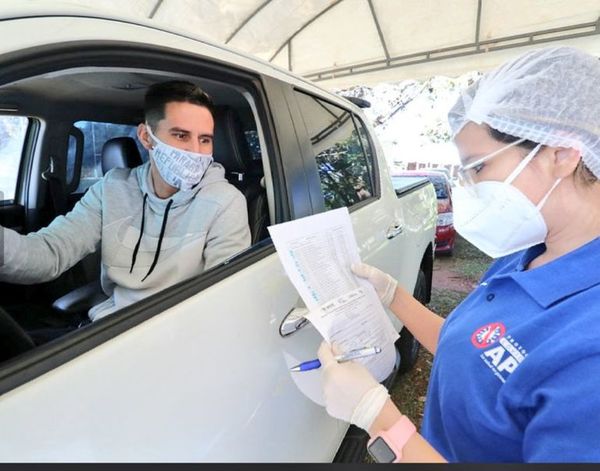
[437,212,453,227]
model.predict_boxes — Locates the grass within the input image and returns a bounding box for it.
[428,288,469,317]
[387,287,467,428]
[450,235,493,283]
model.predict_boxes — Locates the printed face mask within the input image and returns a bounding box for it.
[146,125,213,191]
[452,143,562,258]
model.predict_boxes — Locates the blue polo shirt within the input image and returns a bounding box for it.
[421,237,600,462]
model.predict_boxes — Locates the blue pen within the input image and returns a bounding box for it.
[290,346,382,372]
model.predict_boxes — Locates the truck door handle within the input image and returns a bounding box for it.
[386,223,404,239]
[279,307,310,337]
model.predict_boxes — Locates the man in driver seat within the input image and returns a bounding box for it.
[0,81,251,323]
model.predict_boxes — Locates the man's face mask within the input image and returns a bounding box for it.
[452,141,562,258]
[146,125,213,191]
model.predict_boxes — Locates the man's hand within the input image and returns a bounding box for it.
[318,341,390,432]
[351,262,398,308]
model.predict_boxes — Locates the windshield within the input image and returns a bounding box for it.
[428,176,448,199]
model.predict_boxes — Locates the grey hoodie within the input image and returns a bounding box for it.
[0,161,251,320]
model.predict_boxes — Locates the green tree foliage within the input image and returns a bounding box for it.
[316,131,372,210]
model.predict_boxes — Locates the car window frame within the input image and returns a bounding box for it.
[0,40,300,396]
[0,115,33,206]
[351,113,381,205]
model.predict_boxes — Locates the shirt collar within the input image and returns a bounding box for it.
[508,237,600,308]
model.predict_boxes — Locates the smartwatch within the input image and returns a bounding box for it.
[367,415,416,463]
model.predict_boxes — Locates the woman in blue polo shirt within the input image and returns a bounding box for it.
[317,46,600,462]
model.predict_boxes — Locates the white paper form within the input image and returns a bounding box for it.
[268,207,399,384]
[306,287,397,379]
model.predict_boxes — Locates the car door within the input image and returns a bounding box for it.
[0,255,343,462]
[285,88,416,333]
[0,22,345,461]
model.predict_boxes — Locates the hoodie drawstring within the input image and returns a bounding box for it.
[130,193,148,274]
[130,193,174,282]
[141,198,173,282]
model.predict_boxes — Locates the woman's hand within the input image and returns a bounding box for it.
[318,341,390,431]
[351,263,398,307]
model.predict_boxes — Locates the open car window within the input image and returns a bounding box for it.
[0,116,29,203]
[0,59,275,378]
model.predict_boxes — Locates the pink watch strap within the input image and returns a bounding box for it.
[368,415,416,462]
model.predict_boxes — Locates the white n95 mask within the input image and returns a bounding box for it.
[453,144,561,258]
[146,125,213,191]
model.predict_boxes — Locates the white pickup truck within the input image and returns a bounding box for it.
[0,6,437,462]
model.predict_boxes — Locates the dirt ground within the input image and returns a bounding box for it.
[432,255,478,293]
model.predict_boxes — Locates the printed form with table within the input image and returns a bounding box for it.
[268,207,399,403]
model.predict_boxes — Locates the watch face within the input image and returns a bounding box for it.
[367,437,397,463]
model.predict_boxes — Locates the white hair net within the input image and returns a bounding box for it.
[449,46,600,178]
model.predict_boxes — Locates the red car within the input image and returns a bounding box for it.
[391,170,456,254]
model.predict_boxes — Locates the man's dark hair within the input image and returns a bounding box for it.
[144,80,215,129]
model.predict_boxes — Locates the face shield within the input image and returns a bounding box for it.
[456,138,526,194]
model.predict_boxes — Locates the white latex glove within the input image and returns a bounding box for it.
[318,341,390,431]
[351,262,398,308]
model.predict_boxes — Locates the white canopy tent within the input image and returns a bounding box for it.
[37,0,600,88]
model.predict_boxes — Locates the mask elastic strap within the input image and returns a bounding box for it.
[145,124,159,149]
[536,178,562,210]
[505,143,542,185]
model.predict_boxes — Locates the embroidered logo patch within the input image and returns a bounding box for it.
[471,323,528,383]
[471,322,506,349]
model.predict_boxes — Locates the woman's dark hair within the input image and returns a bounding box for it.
[144,80,215,129]
[487,126,598,185]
